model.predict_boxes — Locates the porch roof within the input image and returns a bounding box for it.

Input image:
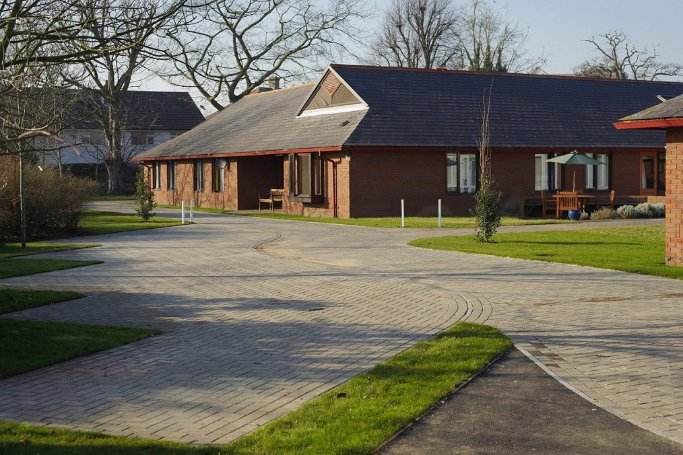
[614,93,683,130]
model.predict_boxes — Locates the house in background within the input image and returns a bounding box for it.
[135,65,683,217]
[47,90,204,176]
[615,94,683,267]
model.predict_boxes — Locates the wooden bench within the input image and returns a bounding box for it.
[258,188,284,211]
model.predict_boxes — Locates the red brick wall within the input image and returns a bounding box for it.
[666,130,683,266]
[149,147,660,219]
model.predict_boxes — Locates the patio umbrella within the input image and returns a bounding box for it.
[547,150,605,192]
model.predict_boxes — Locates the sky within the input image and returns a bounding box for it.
[145,0,683,96]
[367,0,683,77]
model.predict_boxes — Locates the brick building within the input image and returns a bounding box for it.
[135,65,683,218]
[615,94,683,267]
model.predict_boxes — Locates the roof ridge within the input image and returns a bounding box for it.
[244,82,315,99]
[329,63,683,85]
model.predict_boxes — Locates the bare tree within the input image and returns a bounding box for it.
[157,0,367,111]
[367,0,459,69]
[454,0,545,73]
[61,0,187,194]
[574,31,682,81]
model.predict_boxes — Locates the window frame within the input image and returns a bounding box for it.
[131,131,154,146]
[212,159,225,193]
[289,153,324,201]
[585,153,610,191]
[194,159,204,192]
[535,153,562,191]
[167,160,176,190]
[152,161,162,189]
[446,152,478,194]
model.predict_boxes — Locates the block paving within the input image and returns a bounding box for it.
[0,210,681,446]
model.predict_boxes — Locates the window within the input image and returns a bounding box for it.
[212,159,225,192]
[535,153,562,191]
[446,153,477,193]
[167,161,176,190]
[194,159,204,191]
[585,153,610,190]
[289,154,323,198]
[152,161,161,189]
[131,131,154,146]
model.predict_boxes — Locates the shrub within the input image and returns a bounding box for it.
[134,167,156,222]
[616,205,638,219]
[473,180,502,242]
[579,211,590,221]
[590,208,619,220]
[0,159,97,241]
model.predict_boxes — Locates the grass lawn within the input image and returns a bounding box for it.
[410,225,683,280]
[79,210,181,235]
[0,323,511,454]
[158,204,567,229]
[0,319,159,379]
[0,289,84,314]
[0,244,100,279]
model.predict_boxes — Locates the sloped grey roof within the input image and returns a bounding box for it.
[139,65,683,161]
[333,65,681,148]
[68,90,204,131]
[619,93,683,121]
[137,84,367,159]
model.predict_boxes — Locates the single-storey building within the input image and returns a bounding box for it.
[135,64,683,217]
[615,94,683,267]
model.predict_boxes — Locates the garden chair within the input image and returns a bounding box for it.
[556,191,579,219]
[540,190,557,219]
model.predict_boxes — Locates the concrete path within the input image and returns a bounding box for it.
[0,209,681,447]
[380,349,683,455]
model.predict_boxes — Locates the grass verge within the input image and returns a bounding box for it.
[0,319,159,379]
[0,244,100,279]
[0,289,84,314]
[410,225,683,280]
[158,204,566,229]
[79,210,181,236]
[0,323,510,454]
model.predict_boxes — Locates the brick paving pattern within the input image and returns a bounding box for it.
[0,210,681,446]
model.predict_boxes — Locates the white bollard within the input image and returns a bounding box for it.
[401,199,405,228]
[438,199,442,227]
[190,199,194,223]
[181,201,185,224]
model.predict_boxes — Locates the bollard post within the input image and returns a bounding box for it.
[438,199,442,227]
[401,199,405,228]
[190,199,194,223]
[181,201,185,224]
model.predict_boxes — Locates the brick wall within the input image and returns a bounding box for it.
[666,130,683,266]
[150,147,658,219]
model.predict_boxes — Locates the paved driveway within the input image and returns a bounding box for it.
[1,211,681,446]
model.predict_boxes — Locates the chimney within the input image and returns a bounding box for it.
[268,75,280,90]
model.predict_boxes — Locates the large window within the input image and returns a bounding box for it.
[212,159,225,192]
[535,153,562,191]
[152,161,161,189]
[194,159,204,191]
[289,154,323,198]
[167,161,176,190]
[446,153,477,193]
[131,131,154,146]
[585,153,610,190]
